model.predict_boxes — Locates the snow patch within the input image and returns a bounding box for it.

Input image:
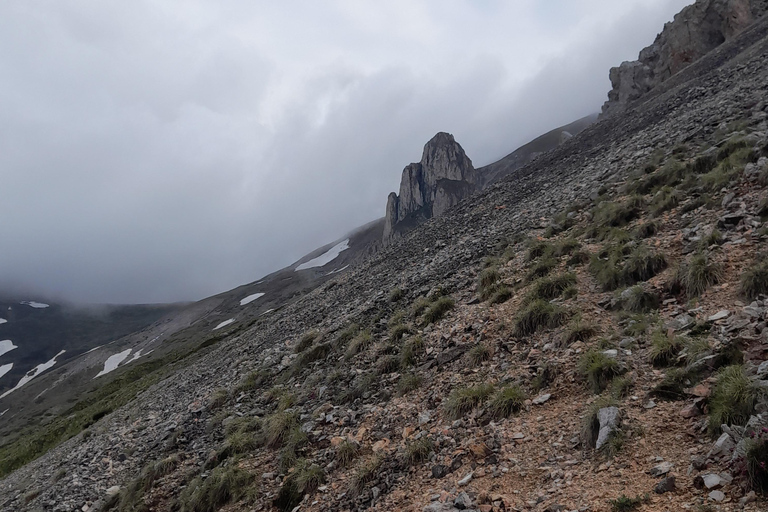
[0,340,18,358]
[240,293,265,306]
[85,345,103,354]
[0,318,6,325]
[326,264,350,276]
[94,349,132,379]
[127,349,145,364]
[295,239,350,271]
[1,350,65,398]
[20,301,50,309]
[214,319,235,330]
[0,363,12,380]
[0,409,7,417]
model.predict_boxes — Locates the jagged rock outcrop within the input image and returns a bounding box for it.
[383,132,476,242]
[602,0,768,116]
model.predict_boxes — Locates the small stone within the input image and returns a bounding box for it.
[709,433,735,458]
[419,411,431,425]
[757,360,768,379]
[511,432,525,440]
[708,490,725,502]
[532,394,551,405]
[740,490,757,505]
[105,486,121,497]
[695,473,723,489]
[431,465,448,479]
[654,475,676,494]
[680,404,701,418]
[708,310,730,322]
[649,461,674,477]
[454,491,473,510]
[458,471,473,486]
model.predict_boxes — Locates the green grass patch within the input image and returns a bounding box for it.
[444,383,494,419]
[513,300,567,337]
[577,350,624,394]
[489,385,526,419]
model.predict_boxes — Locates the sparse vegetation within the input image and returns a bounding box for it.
[468,344,492,366]
[444,383,494,419]
[578,350,624,393]
[620,285,659,313]
[295,330,319,353]
[350,456,383,495]
[649,330,682,367]
[526,257,558,281]
[709,365,760,436]
[345,330,373,359]
[178,466,255,512]
[740,255,768,300]
[489,385,526,419]
[389,287,404,302]
[678,253,723,297]
[477,267,501,300]
[264,411,300,448]
[488,284,513,304]
[422,297,455,324]
[608,494,648,512]
[336,439,360,467]
[525,273,577,303]
[404,437,434,466]
[397,373,423,396]
[513,299,567,337]
[209,388,229,409]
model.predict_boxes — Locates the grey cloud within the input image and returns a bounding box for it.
[0,1,689,303]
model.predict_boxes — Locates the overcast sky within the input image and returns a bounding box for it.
[0,0,691,304]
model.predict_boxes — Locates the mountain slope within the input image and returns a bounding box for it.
[3,6,768,512]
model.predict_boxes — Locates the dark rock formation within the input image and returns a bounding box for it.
[602,0,768,116]
[383,132,477,242]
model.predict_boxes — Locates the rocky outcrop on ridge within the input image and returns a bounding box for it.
[383,133,477,243]
[602,0,768,116]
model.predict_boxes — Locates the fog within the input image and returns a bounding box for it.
[0,0,690,303]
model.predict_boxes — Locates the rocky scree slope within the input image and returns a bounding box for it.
[4,11,768,512]
[602,0,768,116]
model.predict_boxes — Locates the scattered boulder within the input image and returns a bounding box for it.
[595,407,621,451]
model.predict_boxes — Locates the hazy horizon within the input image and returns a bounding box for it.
[0,0,691,304]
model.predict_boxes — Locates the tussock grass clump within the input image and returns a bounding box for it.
[610,376,634,400]
[400,336,424,368]
[608,494,648,512]
[746,435,768,495]
[477,267,501,300]
[235,370,271,394]
[423,297,455,324]
[709,365,760,437]
[377,355,401,375]
[740,256,768,300]
[554,238,581,257]
[295,330,319,353]
[296,343,332,368]
[675,253,723,298]
[622,246,668,284]
[577,350,624,394]
[564,319,597,344]
[389,324,411,343]
[397,373,423,396]
[350,456,383,495]
[264,411,300,449]
[620,285,660,313]
[526,257,558,281]
[650,186,681,215]
[650,367,696,401]
[690,154,717,175]
[345,330,373,359]
[179,466,254,512]
[336,439,360,468]
[513,300,567,337]
[444,383,494,419]
[208,388,229,410]
[117,455,180,511]
[334,323,360,348]
[489,385,526,419]
[404,437,434,466]
[526,240,554,261]
[411,296,432,318]
[468,344,492,366]
[525,273,577,303]
[567,250,591,266]
[273,460,324,512]
[632,221,658,239]
[699,229,723,249]
[389,287,404,302]
[531,363,557,391]
[593,198,642,228]
[488,285,513,304]
[649,330,682,367]
[224,416,261,438]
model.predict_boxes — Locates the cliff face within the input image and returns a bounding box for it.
[383,132,476,242]
[602,0,768,115]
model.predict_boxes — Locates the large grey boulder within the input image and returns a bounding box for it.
[595,407,622,451]
[602,0,768,116]
[383,132,476,243]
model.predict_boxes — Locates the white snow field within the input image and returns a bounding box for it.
[295,239,350,271]
[1,350,66,398]
[214,319,235,330]
[20,301,50,308]
[0,318,7,325]
[127,349,146,364]
[240,293,265,306]
[0,363,13,379]
[0,340,18,358]
[94,349,133,378]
